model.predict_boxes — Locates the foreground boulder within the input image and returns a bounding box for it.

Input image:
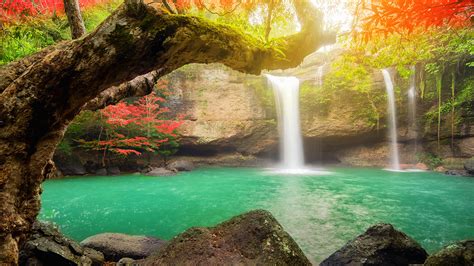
[320,223,427,266]
[424,240,474,265]
[19,221,104,265]
[141,209,311,265]
[168,160,195,171]
[81,233,166,262]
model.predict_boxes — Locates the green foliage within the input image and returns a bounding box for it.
[191,1,299,44]
[322,54,384,127]
[416,152,442,169]
[299,82,330,116]
[56,139,74,155]
[82,1,120,31]
[337,27,473,135]
[56,110,105,154]
[0,0,120,65]
[0,20,65,65]
[424,76,474,126]
[245,78,275,110]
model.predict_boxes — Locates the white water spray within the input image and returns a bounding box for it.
[266,75,305,169]
[382,69,401,171]
[407,66,418,155]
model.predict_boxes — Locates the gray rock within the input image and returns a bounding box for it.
[84,248,104,265]
[19,221,104,266]
[144,167,176,177]
[320,223,428,266]
[168,160,195,171]
[117,257,136,265]
[107,166,121,175]
[445,170,470,176]
[424,240,474,266]
[54,154,86,176]
[464,158,474,175]
[95,168,107,175]
[80,233,166,262]
[141,209,311,265]
[83,160,98,174]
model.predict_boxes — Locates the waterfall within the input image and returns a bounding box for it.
[382,69,401,170]
[407,66,418,155]
[316,65,324,87]
[266,75,305,169]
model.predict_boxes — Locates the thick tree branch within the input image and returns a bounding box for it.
[83,70,162,110]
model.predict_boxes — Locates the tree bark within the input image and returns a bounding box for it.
[0,0,333,263]
[63,0,87,39]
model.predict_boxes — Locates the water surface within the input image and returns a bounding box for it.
[40,167,474,263]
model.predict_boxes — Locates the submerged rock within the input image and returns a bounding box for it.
[80,233,166,262]
[144,167,176,176]
[320,223,428,266]
[141,209,311,265]
[445,169,470,176]
[424,240,474,266]
[19,221,104,265]
[168,160,195,171]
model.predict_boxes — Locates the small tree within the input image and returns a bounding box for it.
[78,82,184,166]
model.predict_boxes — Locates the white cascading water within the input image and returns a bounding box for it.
[382,69,401,171]
[316,65,324,87]
[266,75,305,170]
[407,66,418,155]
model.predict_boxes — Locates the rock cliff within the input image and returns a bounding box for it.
[165,50,474,168]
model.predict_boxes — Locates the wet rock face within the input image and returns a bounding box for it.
[141,209,311,265]
[424,240,474,266]
[80,233,167,262]
[19,221,104,265]
[320,223,428,266]
[53,154,86,176]
[464,158,474,175]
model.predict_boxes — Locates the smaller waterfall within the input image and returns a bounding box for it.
[316,65,324,87]
[382,69,401,171]
[266,75,305,169]
[407,66,418,155]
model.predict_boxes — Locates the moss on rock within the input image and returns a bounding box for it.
[141,210,311,265]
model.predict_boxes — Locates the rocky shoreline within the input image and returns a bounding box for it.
[52,154,474,179]
[21,210,473,265]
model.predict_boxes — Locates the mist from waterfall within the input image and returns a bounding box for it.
[266,75,305,170]
[407,66,418,156]
[382,69,401,171]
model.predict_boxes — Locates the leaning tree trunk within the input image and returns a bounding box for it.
[0,0,333,263]
[63,0,87,39]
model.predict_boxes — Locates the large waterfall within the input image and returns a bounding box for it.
[381,69,401,171]
[266,75,305,169]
